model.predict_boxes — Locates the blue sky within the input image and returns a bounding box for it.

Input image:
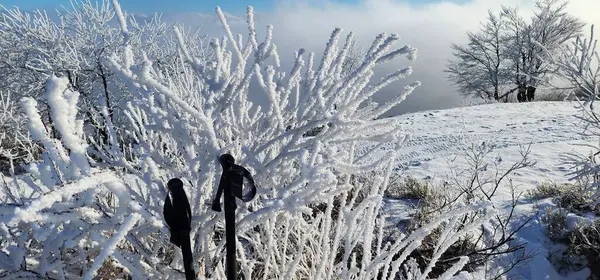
[1,0,454,14]
[1,0,596,114]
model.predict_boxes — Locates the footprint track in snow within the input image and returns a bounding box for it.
[353,102,598,165]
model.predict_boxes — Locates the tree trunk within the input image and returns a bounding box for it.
[517,86,527,103]
[98,62,113,119]
[526,86,536,102]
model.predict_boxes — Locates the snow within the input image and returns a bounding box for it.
[363,101,595,189]
[44,76,90,178]
[373,101,598,280]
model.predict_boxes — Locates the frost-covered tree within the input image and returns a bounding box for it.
[341,39,367,78]
[542,25,599,102]
[0,1,502,279]
[446,11,509,101]
[503,0,584,102]
[447,0,584,102]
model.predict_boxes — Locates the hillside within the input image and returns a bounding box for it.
[379,101,597,280]
[359,101,597,187]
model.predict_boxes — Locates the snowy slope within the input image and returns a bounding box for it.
[363,101,597,187]
[374,101,598,280]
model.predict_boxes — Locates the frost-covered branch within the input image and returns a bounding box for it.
[541,24,600,207]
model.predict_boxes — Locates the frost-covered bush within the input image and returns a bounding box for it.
[0,0,211,168]
[541,25,600,207]
[0,1,500,279]
[0,91,38,174]
[541,209,600,277]
[540,24,600,278]
[416,142,536,278]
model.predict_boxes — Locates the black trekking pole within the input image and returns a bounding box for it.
[211,154,257,280]
[163,178,196,280]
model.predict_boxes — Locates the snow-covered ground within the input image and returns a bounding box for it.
[377,101,598,280]
[2,101,597,279]
[358,101,596,187]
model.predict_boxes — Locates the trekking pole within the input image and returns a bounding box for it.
[211,154,257,280]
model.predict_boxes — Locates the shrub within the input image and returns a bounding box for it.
[528,181,597,214]
[542,208,570,242]
[567,220,600,278]
[543,212,600,278]
[527,182,571,199]
[385,176,437,201]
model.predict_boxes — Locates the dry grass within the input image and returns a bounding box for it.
[536,181,600,279]
[528,182,596,214]
[93,259,132,280]
[527,182,572,199]
[545,214,600,279]
[385,176,440,202]
[568,220,600,279]
[542,209,570,242]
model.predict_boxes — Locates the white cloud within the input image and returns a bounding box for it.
[164,0,600,115]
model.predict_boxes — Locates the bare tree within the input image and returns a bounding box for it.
[446,0,584,103]
[446,11,509,101]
